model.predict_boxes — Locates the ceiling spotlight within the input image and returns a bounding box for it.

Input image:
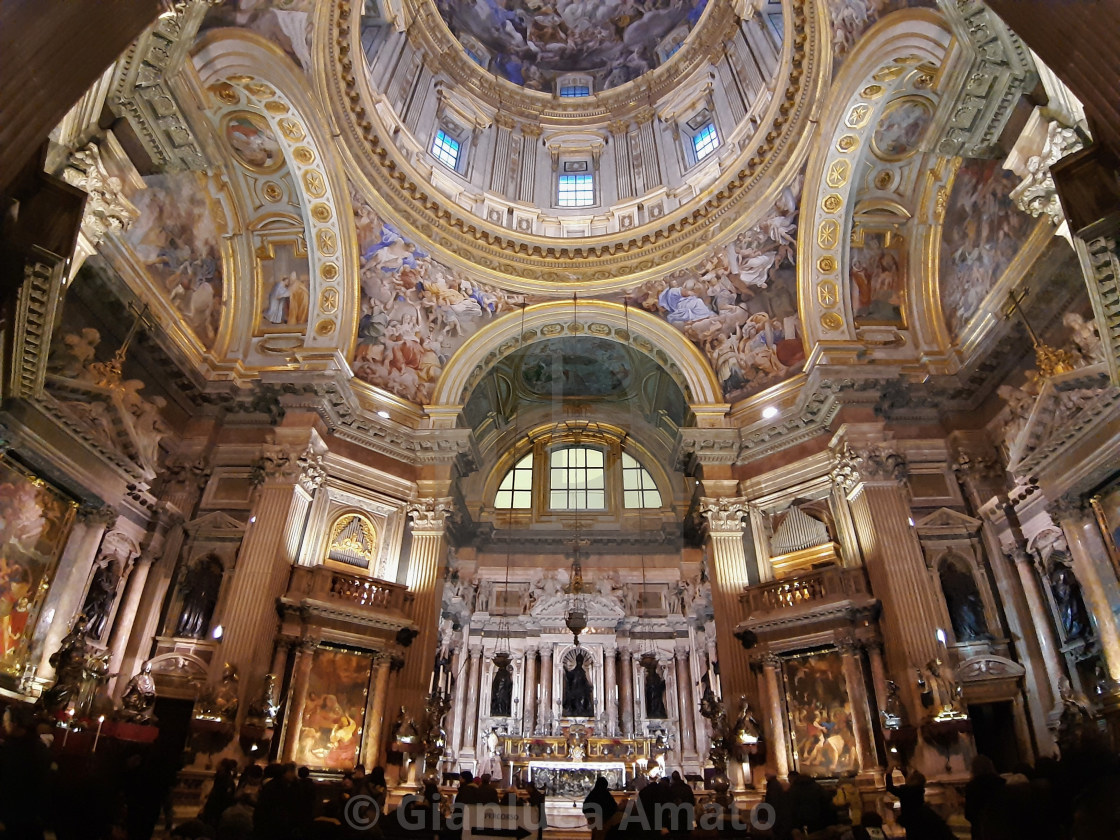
[762,406,779,419]
[377,410,390,419]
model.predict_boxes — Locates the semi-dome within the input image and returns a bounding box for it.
[437,0,709,91]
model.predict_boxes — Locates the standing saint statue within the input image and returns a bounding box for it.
[490,664,513,717]
[644,665,668,719]
[175,554,224,639]
[562,651,594,717]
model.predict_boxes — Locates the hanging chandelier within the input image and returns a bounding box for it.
[637,501,659,671]
[566,437,589,645]
[493,483,516,670]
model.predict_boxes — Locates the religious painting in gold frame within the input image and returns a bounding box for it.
[0,457,77,680]
[850,221,907,328]
[293,646,372,771]
[783,649,859,777]
[1091,480,1120,579]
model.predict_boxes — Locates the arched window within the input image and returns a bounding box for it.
[621,453,661,508]
[550,445,605,510]
[495,452,533,509]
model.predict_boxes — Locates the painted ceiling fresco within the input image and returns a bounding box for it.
[352,187,542,404]
[121,172,226,349]
[436,0,708,91]
[202,1,314,70]
[938,158,1040,340]
[519,337,635,397]
[827,0,930,61]
[622,172,805,403]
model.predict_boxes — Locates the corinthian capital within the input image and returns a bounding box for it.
[251,442,325,492]
[830,443,907,490]
[61,143,139,246]
[407,498,453,532]
[699,497,749,534]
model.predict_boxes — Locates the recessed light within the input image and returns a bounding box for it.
[762,406,779,419]
[377,410,391,419]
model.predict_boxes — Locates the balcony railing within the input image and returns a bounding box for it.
[740,565,871,616]
[286,564,412,615]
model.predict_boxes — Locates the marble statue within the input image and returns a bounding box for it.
[246,673,281,729]
[939,561,989,641]
[562,651,593,717]
[921,659,965,721]
[881,679,904,729]
[119,663,157,723]
[733,695,761,745]
[197,663,240,723]
[76,647,112,719]
[490,663,513,717]
[81,563,118,641]
[643,664,668,719]
[1063,312,1106,366]
[41,616,91,714]
[1049,565,1091,641]
[175,554,224,639]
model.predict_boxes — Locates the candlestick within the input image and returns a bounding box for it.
[93,715,105,753]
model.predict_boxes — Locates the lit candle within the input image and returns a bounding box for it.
[93,715,105,753]
[936,628,947,646]
[62,710,73,747]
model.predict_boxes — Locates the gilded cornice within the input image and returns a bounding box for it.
[323,0,826,291]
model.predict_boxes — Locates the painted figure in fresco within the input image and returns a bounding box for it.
[562,651,594,718]
[263,271,293,324]
[0,561,32,660]
[644,664,668,719]
[490,664,514,717]
[939,560,989,641]
[175,554,224,639]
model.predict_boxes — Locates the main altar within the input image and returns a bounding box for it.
[501,726,663,796]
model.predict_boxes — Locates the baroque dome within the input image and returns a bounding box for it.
[436,0,709,91]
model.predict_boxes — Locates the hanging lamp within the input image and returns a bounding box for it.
[492,479,516,670]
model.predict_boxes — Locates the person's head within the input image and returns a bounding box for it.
[593,776,608,791]
[281,762,297,782]
[369,765,387,786]
[354,763,366,778]
[243,764,264,782]
[906,770,926,788]
[298,766,310,780]
[480,773,492,787]
[671,771,682,783]
[971,755,997,778]
[460,770,474,786]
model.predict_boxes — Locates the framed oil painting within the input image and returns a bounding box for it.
[1092,480,1120,579]
[783,650,858,776]
[850,225,906,327]
[293,647,372,770]
[0,458,77,679]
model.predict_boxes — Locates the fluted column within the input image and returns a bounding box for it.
[399,498,452,722]
[522,646,538,735]
[700,497,752,708]
[462,645,483,756]
[619,644,634,736]
[831,428,942,697]
[603,644,618,736]
[222,430,324,716]
[761,654,789,778]
[1010,547,1066,703]
[675,648,697,756]
[362,653,394,770]
[519,124,541,204]
[538,646,553,734]
[35,505,116,681]
[839,641,878,773]
[865,640,889,719]
[1052,499,1120,680]
[282,636,320,761]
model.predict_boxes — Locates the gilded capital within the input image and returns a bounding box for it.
[251,442,325,492]
[830,442,906,490]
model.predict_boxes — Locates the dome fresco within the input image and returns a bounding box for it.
[436,0,708,90]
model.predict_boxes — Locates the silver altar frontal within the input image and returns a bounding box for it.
[527,760,627,797]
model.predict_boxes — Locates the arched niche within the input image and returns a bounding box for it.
[427,300,727,428]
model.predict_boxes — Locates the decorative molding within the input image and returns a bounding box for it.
[699,497,749,534]
[934,0,1038,159]
[60,143,140,247]
[830,442,907,491]
[407,498,453,532]
[1076,235,1120,387]
[1011,119,1085,225]
[107,0,217,171]
[7,257,66,401]
[251,441,326,492]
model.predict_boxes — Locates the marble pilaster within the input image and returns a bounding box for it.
[462,645,483,757]
[522,646,538,735]
[839,641,878,773]
[618,644,634,736]
[603,644,618,736]
[362,653,394,770]
[282,636,320,762]
[761,654,789,778]
[699,497,752,708]
[538,646,554,735]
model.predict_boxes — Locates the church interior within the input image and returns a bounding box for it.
[2,0,1120,837]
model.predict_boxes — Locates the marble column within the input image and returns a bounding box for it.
[451,637,473,756]
[399,499,452,724]
[603,644,618,736]
[675,648,697,756]
[699,498,752,707]
[865,640,889,720]
[34,506,115,681]
[839,641,878,773]
[222,431,324,717]
[538,646,553,735]
[522,646,538,735]
[282,637,320,761]
[619,644,634,736]
[761,654,789,778]
[362,653,394,770]
[1054,501,1120,680]
[107,506,176,691]
[462,645,483,757]
[1010,547,1067,702]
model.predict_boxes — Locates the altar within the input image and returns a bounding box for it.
[526,760,627,798]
